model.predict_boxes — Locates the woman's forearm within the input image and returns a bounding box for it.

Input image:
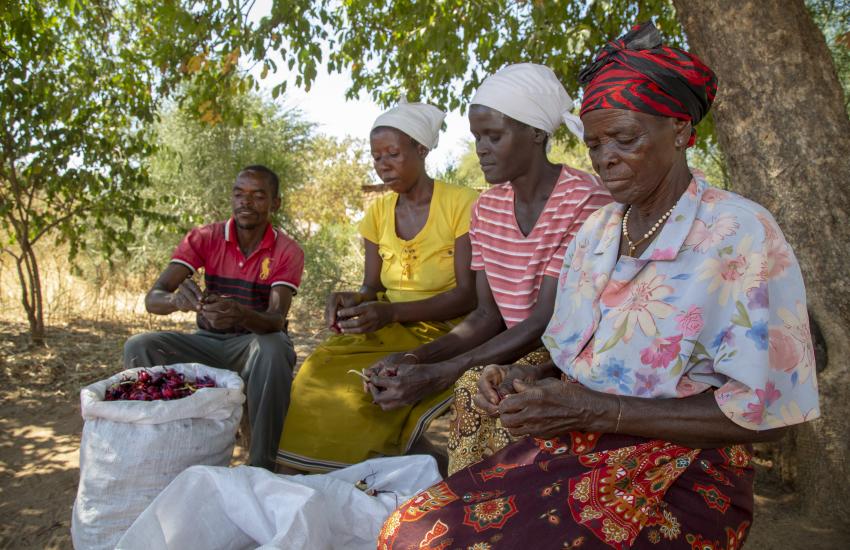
[391,286,477,324]
[440,306,553,378]
[599,391,788,448]
[356,285,381,303]
[412,308,505,363]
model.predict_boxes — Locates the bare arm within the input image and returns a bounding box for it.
[336,235,478,333]
[415,275,558,373]
[403,268,507,362]
[326,238,385,329]
[366,275,558,410]
[144,263,199,315]
[498,378,788,448]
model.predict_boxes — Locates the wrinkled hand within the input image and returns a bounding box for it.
[336,301,395,334]
[325,292,361,331]
[498,378,609,438]
[361,352,417,393]
[200,295,246,331]
[472,364,545,417]
[367,362,454,411]
[171,278,204,312]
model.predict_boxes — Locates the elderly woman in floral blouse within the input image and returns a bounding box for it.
[378,22,820,550]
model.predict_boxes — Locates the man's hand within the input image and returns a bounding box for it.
[472,364,544,417]
[336,301,395,334]
[498,378,607,438]
[325,292,361,331]
[367,361,455,411]
[170,278,204,312]
[200,295,246,331]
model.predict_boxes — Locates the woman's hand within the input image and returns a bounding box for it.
[498,378,616,439]
[336,301,395,334]
[361,352,417,393]
[325,292,361,331]
[472,364,546,416]
[367,361,457,411]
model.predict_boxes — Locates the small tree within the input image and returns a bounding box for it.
[140,93,315,268]
[0,1,160,343]
[0,0,249,343]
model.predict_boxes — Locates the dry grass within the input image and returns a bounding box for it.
[1,260,848,549]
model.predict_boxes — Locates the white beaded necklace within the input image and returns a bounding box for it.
[621,204,675,257]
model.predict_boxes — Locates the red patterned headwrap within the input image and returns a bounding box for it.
[579,22,717,147]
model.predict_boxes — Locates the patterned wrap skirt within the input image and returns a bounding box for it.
[379,432,753,549]
[277,319,458,472]
[447,349,550,475]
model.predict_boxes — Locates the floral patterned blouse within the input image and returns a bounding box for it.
[542,176,820,430]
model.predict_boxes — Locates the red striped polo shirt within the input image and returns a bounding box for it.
[171,218,304,333]
[469,165,611,328]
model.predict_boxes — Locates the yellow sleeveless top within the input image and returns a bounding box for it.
[358,181,478,303]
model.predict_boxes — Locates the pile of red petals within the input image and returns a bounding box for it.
[104,368,216,401]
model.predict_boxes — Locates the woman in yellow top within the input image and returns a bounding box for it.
[277,102,479,472]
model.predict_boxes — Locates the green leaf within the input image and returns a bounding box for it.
[598,320,628,354]
[731,301,752,328]
[671,356,684,376]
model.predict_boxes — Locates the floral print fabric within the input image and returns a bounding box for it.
[543,176,820,430]
[378,433,755,549]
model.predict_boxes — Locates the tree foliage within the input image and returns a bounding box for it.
[0,0,278,342]
[1,0,162,341]
[137,94,370,319]
[132,94,313,270]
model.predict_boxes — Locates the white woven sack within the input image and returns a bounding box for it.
[71,363,245,550]
[116,456,442,550]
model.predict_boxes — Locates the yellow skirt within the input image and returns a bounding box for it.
[277,320,456,472]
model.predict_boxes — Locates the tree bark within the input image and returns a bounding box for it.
[673,0,850,523]
[10,241,46,346]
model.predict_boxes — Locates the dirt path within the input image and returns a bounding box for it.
[0,319,847,549]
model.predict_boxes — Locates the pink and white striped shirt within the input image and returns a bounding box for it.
[469,165,611,328]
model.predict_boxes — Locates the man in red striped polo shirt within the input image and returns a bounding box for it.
[124,165,304,470]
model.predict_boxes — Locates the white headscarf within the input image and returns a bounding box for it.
[371,100,446,150]
[470,63,584,140]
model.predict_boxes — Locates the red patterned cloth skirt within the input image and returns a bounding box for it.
[378,432,753,550]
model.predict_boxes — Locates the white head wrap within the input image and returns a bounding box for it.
[470,63,584,140]
[371,100,446,150]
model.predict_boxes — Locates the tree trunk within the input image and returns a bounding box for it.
[11,240,46,346]
[673,0,850,523]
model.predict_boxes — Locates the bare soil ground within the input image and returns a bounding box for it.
[0,317,847,549]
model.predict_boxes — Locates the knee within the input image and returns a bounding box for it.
[248,332,296,368]
[123,333,161,368]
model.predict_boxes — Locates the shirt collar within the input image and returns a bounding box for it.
[225,218,277,252]
[593,176,705,261]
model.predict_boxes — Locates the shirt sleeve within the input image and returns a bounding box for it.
[170,227,207,273]
[711,213,820,430]
[468,197,485,271]
[358,197,382,244]
[269,240,305,294]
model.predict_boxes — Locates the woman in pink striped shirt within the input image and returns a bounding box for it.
[365,64,611,472]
